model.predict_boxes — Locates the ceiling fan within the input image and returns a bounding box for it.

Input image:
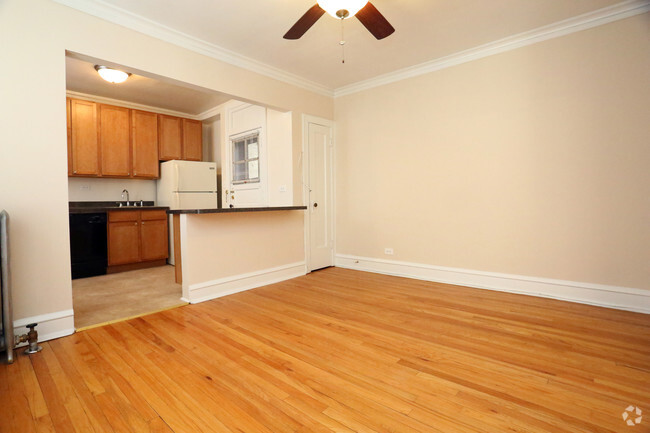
[284,0,395,40]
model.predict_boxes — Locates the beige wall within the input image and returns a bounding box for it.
[182,212,305,287]
[0,0,332,323]
[335,14,650,290]
[68,178,157,202]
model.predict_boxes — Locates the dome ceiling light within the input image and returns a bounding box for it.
[94,65,131,84]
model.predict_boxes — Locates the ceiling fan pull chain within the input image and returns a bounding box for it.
[340,17,346,64]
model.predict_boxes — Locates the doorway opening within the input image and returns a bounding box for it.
[66,52,231,329]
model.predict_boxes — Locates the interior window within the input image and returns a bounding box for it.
[231,132,260,184]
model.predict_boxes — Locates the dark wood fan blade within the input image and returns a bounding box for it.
[284,4,326,39]
[355,1,395,40]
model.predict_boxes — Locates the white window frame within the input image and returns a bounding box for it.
[231,131,260,185]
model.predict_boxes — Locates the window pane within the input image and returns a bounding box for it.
[247,140,259,159]
[233,140,246,162]
[233,162,247,181]
[248,160,259,180]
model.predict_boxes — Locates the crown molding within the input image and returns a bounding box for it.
[53,0,648,100]
[334,0,650,97]
[52,0,333,97]
[66,90,202,118]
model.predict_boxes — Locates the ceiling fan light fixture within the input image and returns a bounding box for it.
[94,65,131,84]
[317,0,368,19]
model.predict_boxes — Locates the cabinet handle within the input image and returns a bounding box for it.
[134,222,137,226]
[142,222,145,225]
[73,170,77,174]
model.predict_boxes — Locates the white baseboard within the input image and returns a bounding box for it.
[13,309,75,345]
[187,262,306,304]
[336,255,650,314]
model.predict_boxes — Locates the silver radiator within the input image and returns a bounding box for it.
[0,210,14,364]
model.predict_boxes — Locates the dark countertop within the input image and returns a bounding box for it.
[69,201,169,214]
[167,206,307,215]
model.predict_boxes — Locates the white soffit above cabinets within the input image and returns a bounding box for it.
[54,0,650,96]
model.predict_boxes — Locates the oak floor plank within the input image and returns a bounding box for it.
[7,353,38,433]
[17,353,49,419]
[29,345,78,433]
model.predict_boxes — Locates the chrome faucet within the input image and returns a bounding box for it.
[121,189,130,206]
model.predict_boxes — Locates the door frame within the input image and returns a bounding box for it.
[302,114,335,273]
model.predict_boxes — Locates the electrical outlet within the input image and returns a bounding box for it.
[80,184,91,191]
[384,248,394,255]
[279,185,287,192]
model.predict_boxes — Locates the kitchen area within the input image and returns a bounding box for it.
[66,84,216,328]
[66,53,302,329]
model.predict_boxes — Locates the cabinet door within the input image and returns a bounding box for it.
[100,104,131,177]
[182,119,203,161]
[108,221,141,265]
[66,98,72,176]
[70,99,100,176]
[158,115,182,160]
[140,218,168,261]
[132,110,159,178]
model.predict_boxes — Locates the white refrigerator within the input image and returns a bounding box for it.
[157,160,219,209]
[157,160,219,264]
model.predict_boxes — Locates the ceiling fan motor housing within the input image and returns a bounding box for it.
[336,9,350,19]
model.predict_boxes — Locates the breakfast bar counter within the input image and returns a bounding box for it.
[167,206,307,214]
[170,207,307,298]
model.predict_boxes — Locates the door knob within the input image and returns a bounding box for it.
[313,202,318,208]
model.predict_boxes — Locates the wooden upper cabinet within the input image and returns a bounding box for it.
[99,104,131,177]
[132,110,159,178]
[158,115,182,161]
[69,99,100,176]
[182,119,203,161]
[67,98,202,178]
[66,98,72,176]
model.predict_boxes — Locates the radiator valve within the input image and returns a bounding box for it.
[15,323,42,355]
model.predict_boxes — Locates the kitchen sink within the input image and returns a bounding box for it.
[115,201,156,208]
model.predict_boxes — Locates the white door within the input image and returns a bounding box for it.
[228,129,268,207]
[307,120,334,271]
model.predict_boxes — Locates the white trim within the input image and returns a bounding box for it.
[66,90,199,119]
[336,254,650,314]
[334,0,650,97]
[13,309,75,344]
[302,115,336,272]
[53,0,333,97]
[187,262,306,304]
[196,104,224,121]
[179,214,190,301]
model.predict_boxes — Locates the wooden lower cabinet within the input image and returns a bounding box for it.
[140,218,168,261]
[108,210,168,270]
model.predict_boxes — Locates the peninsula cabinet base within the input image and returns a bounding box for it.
[107,259,167,274]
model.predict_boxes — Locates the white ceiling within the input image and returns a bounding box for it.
[68,0,623,90]
[66,56,233,116]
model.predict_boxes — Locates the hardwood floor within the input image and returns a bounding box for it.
[2,267,649,433]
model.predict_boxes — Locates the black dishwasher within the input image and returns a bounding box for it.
[69,213,107,279]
